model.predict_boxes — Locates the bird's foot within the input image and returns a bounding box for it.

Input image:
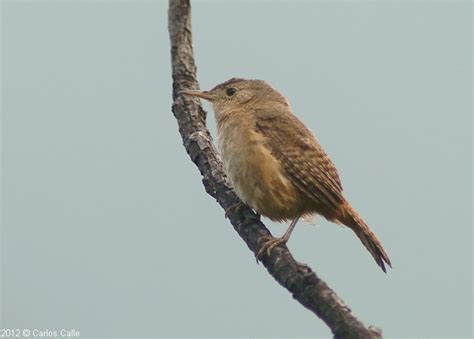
[255,235,288,262]
[224,201,246,219]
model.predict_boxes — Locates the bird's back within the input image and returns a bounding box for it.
[216,102,345,223]
[253,106,346,221]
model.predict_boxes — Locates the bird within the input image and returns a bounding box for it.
[180,78,392,272]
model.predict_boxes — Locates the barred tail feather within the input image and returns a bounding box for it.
[338,203,392,273]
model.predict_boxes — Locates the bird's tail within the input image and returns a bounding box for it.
[338,202,392,273]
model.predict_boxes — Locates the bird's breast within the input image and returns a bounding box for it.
[217,118,301,221]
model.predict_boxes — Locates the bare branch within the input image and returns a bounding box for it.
[168,1,382,337]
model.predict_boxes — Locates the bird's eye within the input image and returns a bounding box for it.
[226,88,237,96]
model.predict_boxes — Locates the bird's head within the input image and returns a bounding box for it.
[180,78,289,119]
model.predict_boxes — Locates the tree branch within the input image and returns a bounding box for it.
[168,1,383,338]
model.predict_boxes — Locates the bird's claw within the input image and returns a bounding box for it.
[224,202,245,219]
[255,236,288,262]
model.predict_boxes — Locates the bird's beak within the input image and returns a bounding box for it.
[179,90,215,102]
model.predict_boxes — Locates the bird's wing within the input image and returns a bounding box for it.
[254,108,344,210]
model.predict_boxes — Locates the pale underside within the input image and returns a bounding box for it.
[217,107,343,223]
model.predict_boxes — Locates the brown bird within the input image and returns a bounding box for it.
[181,78,392,272]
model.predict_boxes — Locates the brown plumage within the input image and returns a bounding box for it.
[181,78,392,272]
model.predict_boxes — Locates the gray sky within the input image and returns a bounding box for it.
[1,1,472,338]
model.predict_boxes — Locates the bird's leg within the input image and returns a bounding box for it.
[224,201,246,219]
[256,216,300,261]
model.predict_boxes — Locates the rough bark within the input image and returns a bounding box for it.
[168,1,383,338]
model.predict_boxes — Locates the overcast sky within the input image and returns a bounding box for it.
[1,1,472,338]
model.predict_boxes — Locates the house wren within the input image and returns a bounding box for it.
[181,78,391,272]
